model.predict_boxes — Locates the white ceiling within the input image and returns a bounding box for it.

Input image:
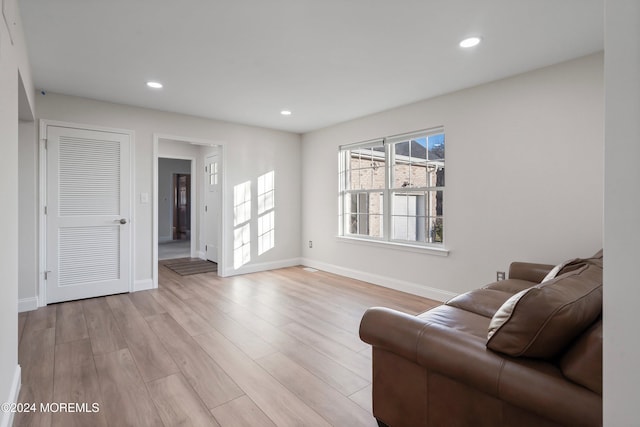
[19,0,603,134]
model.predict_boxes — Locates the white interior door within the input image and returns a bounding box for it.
[204,153,220,262]
[45,125,131,303]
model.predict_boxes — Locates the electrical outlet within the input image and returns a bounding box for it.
[497,271,506,281]
[308,240,313,248]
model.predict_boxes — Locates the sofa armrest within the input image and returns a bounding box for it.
[508,262,554,283]
[359,306,425,363]
[360,307,505,396]
[360,307,601,426]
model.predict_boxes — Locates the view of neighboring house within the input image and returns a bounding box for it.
[342,134,445,243]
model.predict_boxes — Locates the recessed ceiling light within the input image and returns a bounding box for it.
[146,81,163,89]
[459,37,482,48]
[281,110,292,116]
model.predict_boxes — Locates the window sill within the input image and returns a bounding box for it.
[335,235,449,257]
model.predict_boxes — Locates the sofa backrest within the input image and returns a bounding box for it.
[487,260,603,358]
[487,251,603,394]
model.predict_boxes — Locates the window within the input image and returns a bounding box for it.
[208,161,218,185]
[339,128,445,246]
[339,140,385,238]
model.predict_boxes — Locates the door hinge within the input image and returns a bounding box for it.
[205,205,208,212]
[205,166,208,172]
[43,138,48,150]
[44,270,51,280]
[205,245,208,251]
[44,206,47,215]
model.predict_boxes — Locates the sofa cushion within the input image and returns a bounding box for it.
[540,258,581,283]
[560,319,602,394]
[418,305,490,339]
[483,279,536,294]
[508,262,556,283]
[446,289,516,318]
[486,260,602,358]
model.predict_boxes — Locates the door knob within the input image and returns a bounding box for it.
[115,218,127,225]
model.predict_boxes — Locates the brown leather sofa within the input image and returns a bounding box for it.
[360,252,603,427]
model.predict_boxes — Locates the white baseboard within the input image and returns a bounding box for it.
[18,297,38,313]
[133,279,154,292]
[300,258,457,302]
[0,365,21,427]
[226,257,302,277]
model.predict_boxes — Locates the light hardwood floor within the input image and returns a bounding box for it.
[15,264,439,427]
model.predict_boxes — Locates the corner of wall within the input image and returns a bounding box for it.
[18,297,38,313]
[14,0,36,121]
[1,1,32,422]
[0,365,21,427]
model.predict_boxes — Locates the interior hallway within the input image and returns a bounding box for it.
[158,240,191,260]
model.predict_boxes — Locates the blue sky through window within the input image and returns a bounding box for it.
[411,134,444,159]
[428,134,444,149]
[427,134,444,160]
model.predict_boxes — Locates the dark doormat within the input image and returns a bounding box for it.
[163,258,218,276]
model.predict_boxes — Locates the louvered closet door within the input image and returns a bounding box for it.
[46,125,131,304]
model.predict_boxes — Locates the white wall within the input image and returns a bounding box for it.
[301,53,604,300]
[34,93,302,285]
[18,120,38,312]
[0,0,35,425]
[603,0,640,424]
[158,157,192,242]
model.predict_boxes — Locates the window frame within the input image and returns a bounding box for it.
[338,138,386,241]
[338,127,446,250]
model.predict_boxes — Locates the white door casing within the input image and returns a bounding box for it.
[45,125,131,303]
[204,153,220,262]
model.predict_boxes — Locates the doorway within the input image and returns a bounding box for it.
[173,173,191,240]
[158,158,192,260]
[152,135,223,288]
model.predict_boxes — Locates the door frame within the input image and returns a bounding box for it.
[152,134,226,289]
[38,119,135,307]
